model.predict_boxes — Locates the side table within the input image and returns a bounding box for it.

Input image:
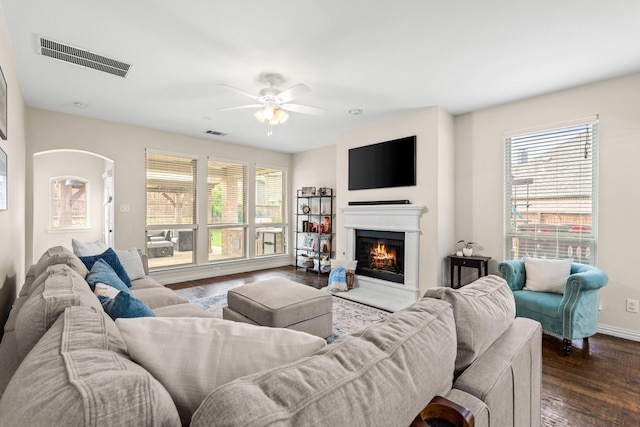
[448,255,492,288]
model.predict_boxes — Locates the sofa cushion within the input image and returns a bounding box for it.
[14,265,103,359]
[130,276,163,290]
[152,303,214,317]
[18,265,38,298]
[95,283,156,320]
[31,246,88,285]
[523,256,571,294]
[0,332,20,398]
[0,306,180,426]
[130,287,189,309]
[86,258,131,293]
[190,298,456,427]
[116,317,327,425]
[424,275,516,375]
[80,247,132,287]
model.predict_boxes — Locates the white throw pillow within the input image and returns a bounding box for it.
[114,248,146,280]
[523,256,572,294]
[71,240,146,281]
[116,317,326,424]
[71,239,108,256]
[330,259,357,270]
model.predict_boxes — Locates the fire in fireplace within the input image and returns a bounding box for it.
[355,229,405,284]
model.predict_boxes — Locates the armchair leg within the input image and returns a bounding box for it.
[563,338,572,356]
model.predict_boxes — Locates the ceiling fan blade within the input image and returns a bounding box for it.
[219,84,261,101]
[276,83,311,103]
[217,104,262,112]
[280,103,326,115]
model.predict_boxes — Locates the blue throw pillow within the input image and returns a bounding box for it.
[80,248,131,287]
[95,283,155,320]
[86,258,131,294]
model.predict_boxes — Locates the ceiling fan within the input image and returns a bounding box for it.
[218,73,325,135]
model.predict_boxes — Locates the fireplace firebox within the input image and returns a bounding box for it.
[355,229,405,284]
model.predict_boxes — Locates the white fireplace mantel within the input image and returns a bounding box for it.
[340,204,425,311]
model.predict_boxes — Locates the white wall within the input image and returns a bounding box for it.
[455,72,640,339]
[0,6,26,334]
[25,108,293,283]
[291,144,337,262]
[335,107,455,296]
[32,151,109,258]
[291,145,336,193]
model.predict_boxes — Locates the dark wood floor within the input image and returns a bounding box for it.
[167,266,640,426]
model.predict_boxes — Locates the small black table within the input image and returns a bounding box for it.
[448,255,492,288]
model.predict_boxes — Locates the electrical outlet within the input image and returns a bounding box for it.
[626,299,639,313]
[119,204,130,213]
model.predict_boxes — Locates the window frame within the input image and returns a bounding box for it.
[207,158,248,262]
[504,118,599,265]
[49,176,90,230]
[254,165,288,257]
[145,150,198,268]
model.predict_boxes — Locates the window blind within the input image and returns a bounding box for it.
[207,159,246,225]
[145,152,197,226]
[504,121,598,264]
[255,167,286,224]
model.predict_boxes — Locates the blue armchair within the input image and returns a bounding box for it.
[498,260,608,355]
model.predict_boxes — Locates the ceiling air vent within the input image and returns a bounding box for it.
[205,130,227,136]
[37,36,131,78]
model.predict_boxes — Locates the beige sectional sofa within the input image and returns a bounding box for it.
[0,246,542,426]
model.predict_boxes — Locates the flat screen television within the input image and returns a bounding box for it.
[348,136,416,190]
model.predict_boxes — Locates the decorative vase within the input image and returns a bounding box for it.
[462,247,473,257]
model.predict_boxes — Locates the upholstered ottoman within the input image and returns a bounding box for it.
[222,278,333,338]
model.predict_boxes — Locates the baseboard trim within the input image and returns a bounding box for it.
[597,324,640,342]
[151,257,292,285]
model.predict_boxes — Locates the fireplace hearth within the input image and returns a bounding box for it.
[355,230,404,284]
[342,204,425,312]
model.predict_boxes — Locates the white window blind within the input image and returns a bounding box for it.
[145,152,197,226]
[255,166,287,256]
[207,160,246,225]
[255,166,286,224]
[207,159,247,262]
[504,120,598,264]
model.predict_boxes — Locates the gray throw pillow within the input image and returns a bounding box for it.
[424,275,515,375]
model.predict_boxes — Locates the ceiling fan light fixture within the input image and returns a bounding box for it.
[254,109,266,123]
[262,106,275,120]
[272,108,288,124]
[256,106,288,125]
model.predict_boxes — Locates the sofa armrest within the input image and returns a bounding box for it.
[498,260,526,291]
[411,395,475,427]
[565,265,608,293]
[137,249,150,276]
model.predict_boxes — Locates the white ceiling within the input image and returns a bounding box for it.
[2,0,639,153]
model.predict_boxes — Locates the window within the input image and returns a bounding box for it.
[50,177,89,228]
[255,166,286,256]
[208,159,247,261]
[145,151,197,268]
[505,120,598,264]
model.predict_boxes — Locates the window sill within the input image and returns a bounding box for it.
[46,228,92,234]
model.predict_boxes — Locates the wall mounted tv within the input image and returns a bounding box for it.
[348,136,416,190]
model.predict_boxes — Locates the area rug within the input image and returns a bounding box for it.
[178,292,389,343]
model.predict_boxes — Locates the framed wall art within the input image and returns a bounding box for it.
[0,147,6,210]
[0,66,6,140]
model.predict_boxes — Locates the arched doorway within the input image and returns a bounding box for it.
[32,149,114,259]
